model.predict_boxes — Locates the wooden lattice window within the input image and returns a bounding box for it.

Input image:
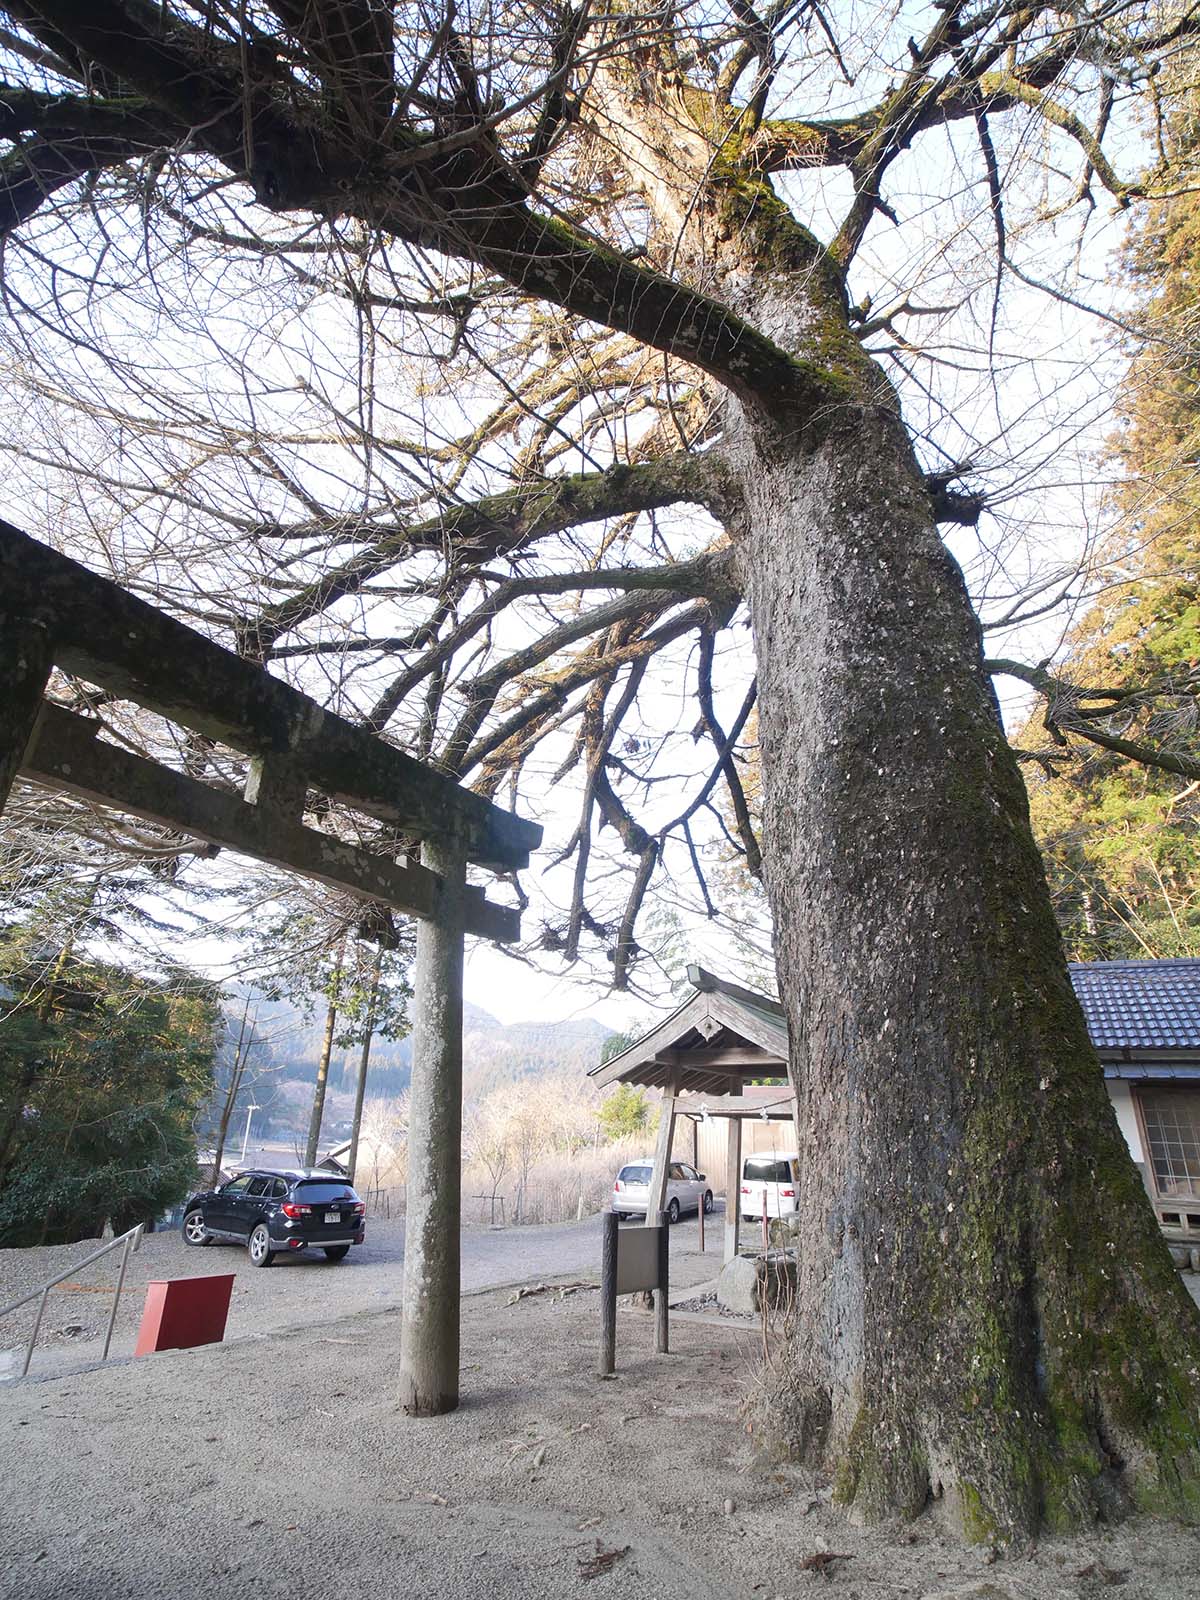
[1139,1088,1200,1199]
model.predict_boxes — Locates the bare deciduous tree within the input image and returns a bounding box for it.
[1,0,1199,1537]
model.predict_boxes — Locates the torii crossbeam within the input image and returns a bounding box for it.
[0,518,542,1415]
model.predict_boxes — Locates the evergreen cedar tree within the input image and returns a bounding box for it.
[2,0,1200,1540]
[0,917,219,1246]
[1022,129,1200,962]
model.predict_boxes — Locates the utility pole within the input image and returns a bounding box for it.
[239,1103,261,1166]
[211,999,254,1185]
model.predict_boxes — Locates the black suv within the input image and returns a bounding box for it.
[182,1169,365,1267]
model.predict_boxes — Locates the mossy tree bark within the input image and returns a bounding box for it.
[738,397,1200,1540]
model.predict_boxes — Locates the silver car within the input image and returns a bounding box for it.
[611,1159,714,1223]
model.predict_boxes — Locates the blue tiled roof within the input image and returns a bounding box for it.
[1069,959,1200,1053]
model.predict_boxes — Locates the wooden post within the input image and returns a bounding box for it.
[644,1081,678,1226]
[0,621,52,811]
[724,1117,742,1263]
[399,832,467,1417]
[655,1211,670,1354]
[599,1209,618,1375]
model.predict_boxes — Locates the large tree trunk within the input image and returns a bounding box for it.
[736,398,1200,1539]
[591,70,1200,1536]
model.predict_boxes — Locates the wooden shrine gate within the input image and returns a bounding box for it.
[0,518,542,1416]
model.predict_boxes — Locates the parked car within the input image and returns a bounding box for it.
[740,1152,800,1220]
[181,1169,365,1267]
[611,1159,713,1223]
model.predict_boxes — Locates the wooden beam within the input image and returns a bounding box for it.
[0,520,541,870]
[654,1046,788,1070]
[21,704,519,943]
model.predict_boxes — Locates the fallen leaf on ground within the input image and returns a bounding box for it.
[505,1437,545,1467]
[1076,1564,1129,1586]
[578,1542,631,1581]
[507,1282,549,1304]
[798,1551,852,1578]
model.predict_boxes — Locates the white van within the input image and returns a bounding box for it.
[741,1152,800,1220]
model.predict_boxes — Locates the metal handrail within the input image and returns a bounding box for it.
[0,1222,144,1377]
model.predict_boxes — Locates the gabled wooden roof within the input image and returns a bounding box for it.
[589,963,788,1096]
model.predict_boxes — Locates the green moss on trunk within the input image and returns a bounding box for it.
[739,398,1200,1544]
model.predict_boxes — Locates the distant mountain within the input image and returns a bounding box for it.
[215,991,615,1106]
[461,1010,614,1097]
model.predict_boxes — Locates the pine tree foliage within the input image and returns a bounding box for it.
[0,893,220,1246]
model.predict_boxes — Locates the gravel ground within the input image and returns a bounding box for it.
[672,1290,756,1323]
[2,1277,1199,1600]
[0,1206,725,1378]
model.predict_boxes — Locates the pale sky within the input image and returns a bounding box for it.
[0,5,1151,1035]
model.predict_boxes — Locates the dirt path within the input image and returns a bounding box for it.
[0,1207,723,1378]
[1,1272,1197,1600]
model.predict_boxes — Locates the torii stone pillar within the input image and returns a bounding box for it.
[399,830,468,1416]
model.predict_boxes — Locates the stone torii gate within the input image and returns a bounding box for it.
[0,518,542,1416]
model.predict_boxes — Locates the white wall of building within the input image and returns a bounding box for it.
[1107,1079,1145,1165]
